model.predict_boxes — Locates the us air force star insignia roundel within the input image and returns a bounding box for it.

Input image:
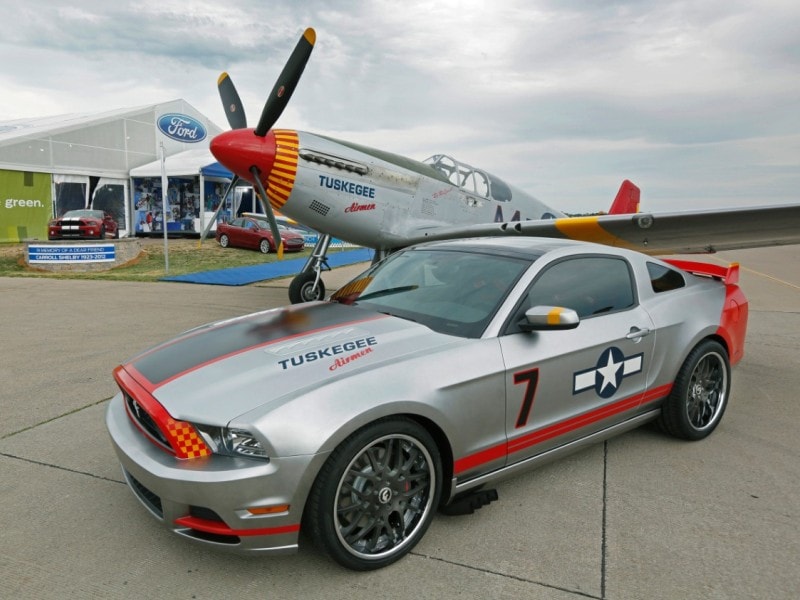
[573,347,643,399]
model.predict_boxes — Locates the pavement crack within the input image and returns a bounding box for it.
[1,396,112,440]
[0,451,125,485]
[408,552,602,599]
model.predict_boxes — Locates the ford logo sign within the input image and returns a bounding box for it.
[157,113,207,143]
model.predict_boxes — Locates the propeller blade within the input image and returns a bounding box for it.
[199,175,239,244]
[217,72,248,130]
[250,166,285,258]
[254,27,316,137]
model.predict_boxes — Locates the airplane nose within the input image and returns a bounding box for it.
[210,129,277,187]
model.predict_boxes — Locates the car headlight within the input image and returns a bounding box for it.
[195,425,269,461]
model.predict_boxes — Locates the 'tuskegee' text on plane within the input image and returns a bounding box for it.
[208,28,800,303]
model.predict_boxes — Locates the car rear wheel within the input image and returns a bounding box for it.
[259,239,271,254]
[219,234,230,248]
[305,418,441,570]
[660,340,730,440]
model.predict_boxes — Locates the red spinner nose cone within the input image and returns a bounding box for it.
[210,129,277,185]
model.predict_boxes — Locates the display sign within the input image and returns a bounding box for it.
[28,244,116,263]
[1,169,52,242]
[157,113,207,143]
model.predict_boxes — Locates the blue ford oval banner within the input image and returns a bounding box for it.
[157,113,207,143]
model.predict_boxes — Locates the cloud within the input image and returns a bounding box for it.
[2,0,799,212]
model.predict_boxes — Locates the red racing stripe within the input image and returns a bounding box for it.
[454,383,672,475]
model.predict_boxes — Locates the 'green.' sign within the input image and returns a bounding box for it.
[0,169,52,242]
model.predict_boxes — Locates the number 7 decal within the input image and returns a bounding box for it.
[514,368,540,428]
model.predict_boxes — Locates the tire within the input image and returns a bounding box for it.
[660,340,730,440]
[219,234,229,248]
[259,238,271,254]
[289,271,325,304]
[305,418,442,571]
[99,226,106,239]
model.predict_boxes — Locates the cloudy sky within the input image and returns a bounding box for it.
[1,0,798,213]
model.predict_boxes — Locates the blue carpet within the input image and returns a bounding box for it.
[161,248,374,286]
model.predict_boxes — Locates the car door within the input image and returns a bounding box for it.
[229,218,249,247]
[498,254,655,465]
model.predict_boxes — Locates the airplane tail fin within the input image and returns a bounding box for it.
[608,180,640,214]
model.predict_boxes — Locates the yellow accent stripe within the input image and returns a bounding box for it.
[553,216,622,246]
[547,307,563,325]
[267,130,299,210]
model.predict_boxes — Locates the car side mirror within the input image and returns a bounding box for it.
[520,305,580,331]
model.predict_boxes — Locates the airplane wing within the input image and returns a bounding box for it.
[405,203,800,255]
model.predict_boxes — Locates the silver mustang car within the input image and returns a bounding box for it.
[106,237,748,570]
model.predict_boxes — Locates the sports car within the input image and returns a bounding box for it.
[48,209,119,240]
[106,237,748,570]
[215,216,305,253]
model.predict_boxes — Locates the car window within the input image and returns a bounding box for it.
[647,262,686,293]
[517,255,635,322]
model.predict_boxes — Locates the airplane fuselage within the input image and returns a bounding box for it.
[210,129,564,250]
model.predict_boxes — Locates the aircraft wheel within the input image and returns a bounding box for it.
[289,271,325,303]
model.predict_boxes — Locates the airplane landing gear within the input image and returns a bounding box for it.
[289,234,332,303]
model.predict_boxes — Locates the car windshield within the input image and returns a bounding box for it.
[64,210,103,219]
[331,248,530,338]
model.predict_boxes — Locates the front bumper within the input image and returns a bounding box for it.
[105,393,324,555]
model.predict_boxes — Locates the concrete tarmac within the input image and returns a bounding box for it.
[1,245,798,599]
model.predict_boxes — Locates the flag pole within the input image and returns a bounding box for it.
[159,141,170,274]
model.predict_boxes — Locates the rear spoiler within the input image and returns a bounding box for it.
[665,259,740,285]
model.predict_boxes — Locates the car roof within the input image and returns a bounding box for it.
[413,236,597,261]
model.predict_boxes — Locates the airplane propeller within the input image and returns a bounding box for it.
[209,27,317,257]
[217,72,247,130]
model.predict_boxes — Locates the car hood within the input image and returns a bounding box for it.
[119,302,463,425]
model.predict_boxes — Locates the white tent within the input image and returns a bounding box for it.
[129,147,231,179]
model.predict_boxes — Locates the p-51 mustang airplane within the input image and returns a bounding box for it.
[207,27,800,303]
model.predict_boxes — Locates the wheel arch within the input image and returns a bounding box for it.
[298,410,456,522]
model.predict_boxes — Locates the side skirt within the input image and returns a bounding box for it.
[449,409,661,500]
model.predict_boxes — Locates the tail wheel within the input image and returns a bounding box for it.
[305,418,441,570]
[660,340,730,440]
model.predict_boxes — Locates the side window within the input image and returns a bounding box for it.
[647,262,686,293]
[523,256,635,319]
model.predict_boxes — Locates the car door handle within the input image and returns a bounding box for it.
[626,327,651,340]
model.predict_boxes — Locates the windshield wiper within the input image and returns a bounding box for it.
[356,285,418,302]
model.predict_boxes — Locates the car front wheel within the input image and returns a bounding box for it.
[660,339,730,440]
[305,418,441,570]
[259,239,271,254]
[219,234,229,248]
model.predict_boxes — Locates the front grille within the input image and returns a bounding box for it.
[126,471,164,518]
[124,393,171,451]
[190,506,224,522]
